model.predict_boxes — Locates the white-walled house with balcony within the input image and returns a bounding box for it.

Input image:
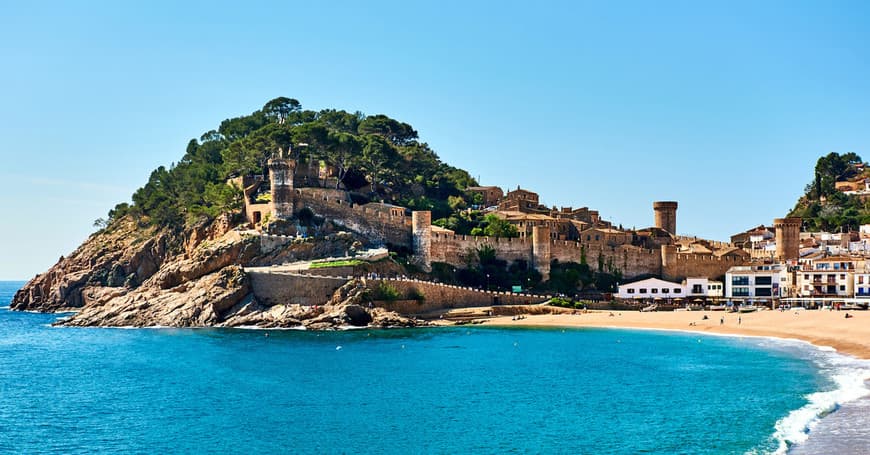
[725,264,789,302]
[617,277,718,301]
[796,256,855,298]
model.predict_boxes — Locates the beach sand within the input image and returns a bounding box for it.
[480,309,870,359]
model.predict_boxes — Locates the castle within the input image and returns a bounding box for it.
[235,157,785,282]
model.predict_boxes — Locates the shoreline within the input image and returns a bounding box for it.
[478,308,870,360]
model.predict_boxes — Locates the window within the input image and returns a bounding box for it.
[692,284,703,293]
[595,235,600,241]
[674,288,682,293]
[627,289,635,294]
[651,288,658,294]
[840,285,846,291]
[804,274,809,280]
[639,288,647,294]
[755,288,772,296]
[756,276,772,285]
[840,274,846,280]
[662,288,669,294]
[732,276,749,286]
[732,287,750,297]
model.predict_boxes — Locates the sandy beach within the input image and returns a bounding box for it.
[481,309,870,360]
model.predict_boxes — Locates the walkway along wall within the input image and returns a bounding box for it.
[369,278,550,314]
[246,270,549,313]
[247,270,349,307]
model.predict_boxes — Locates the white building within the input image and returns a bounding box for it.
[617,277,717,300]
[706,280,724,298]
[854,272,870,298]
[617,277,685,300]
[725,264,789,301]
[796,256,855,298]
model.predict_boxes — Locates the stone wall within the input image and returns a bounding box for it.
[368,278,550,314]
[661,251,744,281]
[550,241,663,278]
[295,188,413,247]
[429,232,534,265]
[247,271,349,306]
[246,270,550,314]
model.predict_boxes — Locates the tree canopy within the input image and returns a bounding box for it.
[108,97,477,228]
[789,152,869,232]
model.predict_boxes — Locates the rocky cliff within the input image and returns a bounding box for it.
[12,216,420,330]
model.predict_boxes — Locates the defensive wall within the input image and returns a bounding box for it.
[295,188,413,248]
[369,278,550,314]
[660,247,743,281]
[429,232,534,265]
[247,270,348,307]
[425,226,744,281]
[245,270,550,313]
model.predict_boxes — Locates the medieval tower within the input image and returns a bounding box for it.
[653,201,678,235]
[774,217,801,261]
[532,225,552,280]
[412,211,433,272]
[268,158,296,220]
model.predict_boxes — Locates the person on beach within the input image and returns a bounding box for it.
[738,316,742,325]
[720,317,724,325]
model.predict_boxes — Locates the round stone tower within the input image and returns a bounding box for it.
[653,201,678,235]
[412,211,432,272]
[774,217,801,261]
[268,158,296,220]
[532,225,551,281]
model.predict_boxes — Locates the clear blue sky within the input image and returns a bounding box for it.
[1,1,868,280]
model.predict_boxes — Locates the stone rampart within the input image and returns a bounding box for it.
[247,270,349,306]
[429,233,533,265]
[369,278,550,314]
[661,253,744,281]
[549,241,662,278]
[295,188,412,247]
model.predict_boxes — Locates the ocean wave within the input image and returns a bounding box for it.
[761,347,870,455]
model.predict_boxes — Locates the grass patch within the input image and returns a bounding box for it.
[309,259,366,269]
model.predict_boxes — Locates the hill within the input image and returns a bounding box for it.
[788,152,869,232]
[101,97,477,230]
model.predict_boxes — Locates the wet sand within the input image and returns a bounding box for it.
[482,309,870,359]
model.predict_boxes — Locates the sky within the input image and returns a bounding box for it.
[1,1,869,280]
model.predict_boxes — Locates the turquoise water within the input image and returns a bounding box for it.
[0,281,866,454]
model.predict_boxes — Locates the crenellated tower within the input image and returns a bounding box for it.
[653,201,678,235]
[412,211,432,272]
[268,158,296,220]
[774,217,801,261]
[532,226,552,281]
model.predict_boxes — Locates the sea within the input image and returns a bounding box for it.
[1,281,869,454]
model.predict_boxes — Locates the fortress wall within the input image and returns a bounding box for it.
[248,271,349,307]
[429,233,532,266]
[662,254,746,281]
[675,236,732,250]
[369,279,549,314]
[295,189,412,247]
[549,241,662,279]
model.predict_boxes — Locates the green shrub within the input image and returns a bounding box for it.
[375,282,400,301]
[407,288,426,301]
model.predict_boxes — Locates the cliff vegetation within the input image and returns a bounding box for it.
[789,152,870,231]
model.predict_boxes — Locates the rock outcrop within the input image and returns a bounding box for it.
[11,219,174,312]
[13,215,422,330]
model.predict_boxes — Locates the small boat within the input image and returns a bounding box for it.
[738,305,758,313]
[841,303,867,311]
[708,305,727,311]
[641,304,657,312]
